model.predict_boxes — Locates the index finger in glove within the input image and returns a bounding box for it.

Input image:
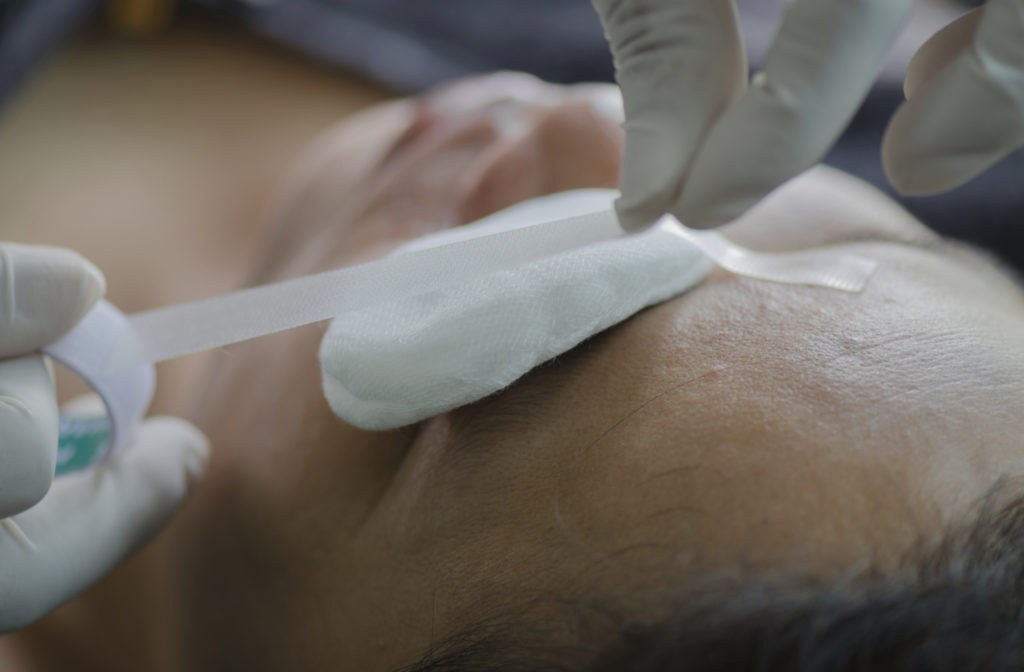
[591,0,747,231]
[0,243,105,358]
[676,0,917,228]
[883,1,1024,195]
[0,416,208,633]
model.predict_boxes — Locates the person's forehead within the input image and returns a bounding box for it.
[446,230,1024,451]
[432,233,1024,559]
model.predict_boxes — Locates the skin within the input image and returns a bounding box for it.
[176,76,1024,670]
[6,72,1024,671]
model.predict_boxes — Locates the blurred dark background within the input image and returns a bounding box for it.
[2,0,1020,269]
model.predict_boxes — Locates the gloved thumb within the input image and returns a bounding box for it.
[590,0,747,231]
[0,243,105,358]
[0,415,208,633]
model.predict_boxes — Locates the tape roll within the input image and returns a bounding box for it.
[42,300,156,474]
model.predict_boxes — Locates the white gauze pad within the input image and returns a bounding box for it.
[319,189,711,430]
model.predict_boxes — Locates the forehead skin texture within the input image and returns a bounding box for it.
[167,82,1024,672]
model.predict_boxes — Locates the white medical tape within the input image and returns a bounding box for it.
[40,200,878,464]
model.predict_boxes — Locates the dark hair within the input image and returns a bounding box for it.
[400,479,1024,671]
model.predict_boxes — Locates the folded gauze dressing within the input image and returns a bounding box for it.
[319,189,713,430]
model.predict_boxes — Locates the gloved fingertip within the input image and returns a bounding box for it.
[883,50,1024,197]
[881,123,927,195]
[883,165,947,197]
[133,417,210,489]
[674,192,748,230]
[882,135,997,197]
[614,197,663,233]
[0,245,109,356]
[616,123,691,233]
[671,155,766,230]
[27,246,107,323]
[676,207,735,230]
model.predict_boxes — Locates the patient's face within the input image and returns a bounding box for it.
[174,75,1024,671]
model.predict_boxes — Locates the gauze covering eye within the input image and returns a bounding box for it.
[318,189,875,429]
[43,189,876,472]
[320,190,707,429]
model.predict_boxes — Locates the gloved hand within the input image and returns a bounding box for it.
[884,4,1024,196]
[0,243,209,633]
[591,0,1024,231]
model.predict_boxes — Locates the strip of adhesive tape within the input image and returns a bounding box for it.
[40,201,877,473]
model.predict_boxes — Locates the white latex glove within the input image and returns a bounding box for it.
[593,0,1024,231]
[0,243,209,633]
[884,4,1024,195]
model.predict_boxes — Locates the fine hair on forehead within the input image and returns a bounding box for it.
[401,476,1024,672]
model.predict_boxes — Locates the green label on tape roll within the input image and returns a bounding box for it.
[56,415,111,476]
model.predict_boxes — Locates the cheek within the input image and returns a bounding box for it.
[174,324,418,665]
[195,323,411,500]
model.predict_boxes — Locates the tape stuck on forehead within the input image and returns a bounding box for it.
[321,190,702,431]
